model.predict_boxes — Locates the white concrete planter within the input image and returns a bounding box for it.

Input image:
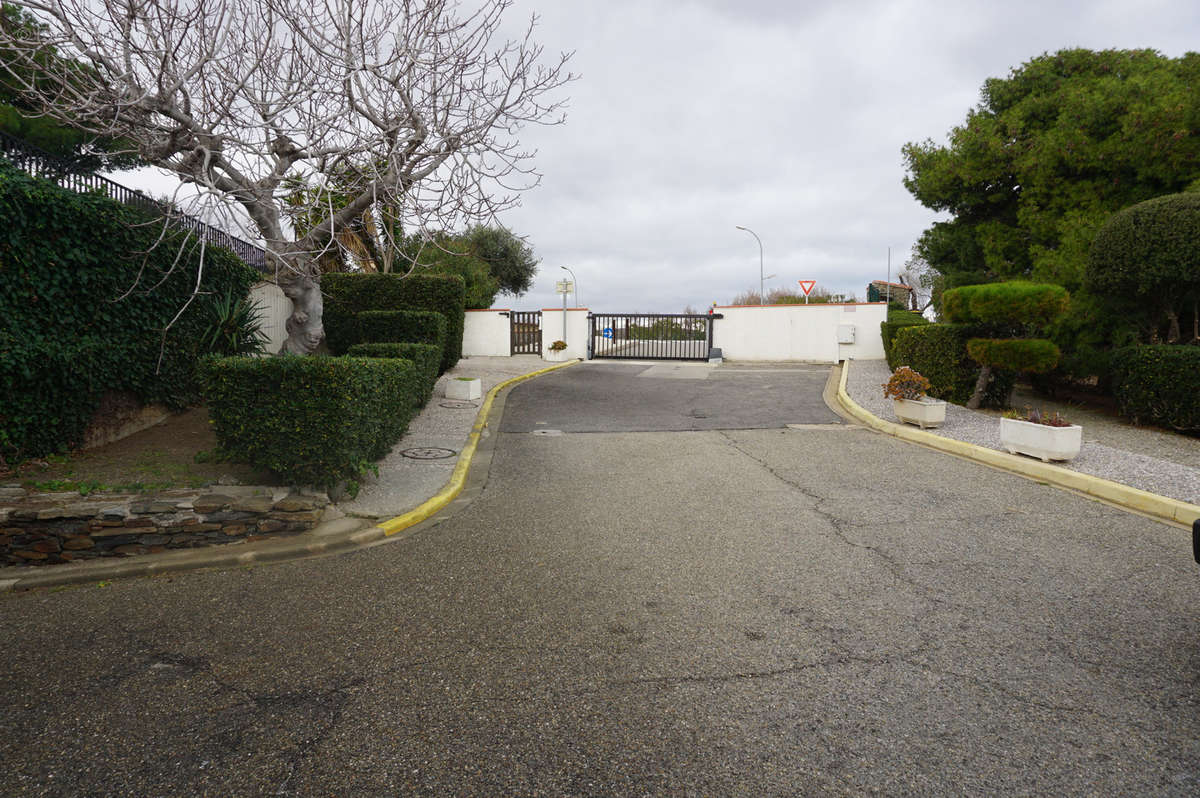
[544,349,566,362]
[445,377,482,401]
[892,397,946,429]
[1000,417,1082,462]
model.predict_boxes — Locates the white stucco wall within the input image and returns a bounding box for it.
[248,281,292,356]
[463,309,513,357]
[711,303,886,363]
[541,308,589,360]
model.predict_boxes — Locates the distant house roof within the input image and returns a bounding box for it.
[869,280,914,293]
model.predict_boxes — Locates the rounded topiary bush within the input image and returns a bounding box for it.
[1087,192,1200,342]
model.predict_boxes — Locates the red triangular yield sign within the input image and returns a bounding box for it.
[798,280,816,296]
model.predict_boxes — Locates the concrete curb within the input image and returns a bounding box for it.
[2,359,581,592]
[377,358,581,536]
[834,361,1200,529]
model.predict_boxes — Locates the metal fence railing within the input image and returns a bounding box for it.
[0,129,268,272]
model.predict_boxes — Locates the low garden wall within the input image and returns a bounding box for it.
[0,485,332,567]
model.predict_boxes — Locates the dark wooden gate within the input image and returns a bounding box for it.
[510,311,542,355]
[588,313,716,361]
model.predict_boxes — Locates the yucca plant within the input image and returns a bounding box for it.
[200,290,269,357]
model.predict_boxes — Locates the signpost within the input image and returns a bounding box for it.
[555,279,574,342]
[798,280,816,304]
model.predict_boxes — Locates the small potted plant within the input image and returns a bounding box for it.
[1000,407,1082,462]
[546,339,568,361]
[882,366,947,429]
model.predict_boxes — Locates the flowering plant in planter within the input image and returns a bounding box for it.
[549,340,567,351]
[882,366,932,401]
[1000,406,1081,461]
[1003,407,1071,427]
[882,367,946,429]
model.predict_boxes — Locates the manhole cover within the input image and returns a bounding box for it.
[439,400,479,409]
[400,447,457,460]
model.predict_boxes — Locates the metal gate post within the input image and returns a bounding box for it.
[587,313,594,360]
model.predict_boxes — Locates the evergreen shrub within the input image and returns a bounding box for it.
[0,160,258,460]
[891,324,1013,406]
[322,273,465,372]
[346,342,441,405]
[199,355,423,486]
[1110,345,1200,432]
[881,309,929,367]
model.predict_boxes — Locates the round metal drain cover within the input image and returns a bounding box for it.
[439,400,479,409]
[400,447,457,460]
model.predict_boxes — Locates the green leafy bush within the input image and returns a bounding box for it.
[881,309,929,367]
[1087,192,1200,342]
[199,355,423,486]
[1110,345,1200,432]
[346,342,441,405]
[0,160,259,460]
[942,281,1069,327]
[965,339,1061,373]
[356,310,447,351]
[891,324,1013,406]
[322,273,465,372]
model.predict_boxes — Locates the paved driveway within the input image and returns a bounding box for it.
[500,361,841,432]
[1,363,1198,795]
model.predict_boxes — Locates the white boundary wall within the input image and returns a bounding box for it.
[463,309,513,357]
[712,303,886,363]
[249,281,292,356]
[540,308,589,360]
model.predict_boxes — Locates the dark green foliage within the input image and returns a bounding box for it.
[199,289,268,357]
[891,325,1014,406]
[464,225,539,297]
[628,318,705,341]
[357,310,447,351]
[0,160,258,460]
[881,309,929,367]
[199,355,423,486]
[1110,345,1200,432]
[346,342,441,406]
[905,49,1200,294]
[942,282,1070,326]
[1087,192,1200,341]
[322,272,465,371]
[966,338,1061,373]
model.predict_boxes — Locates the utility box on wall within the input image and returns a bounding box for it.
[836,324,856,344]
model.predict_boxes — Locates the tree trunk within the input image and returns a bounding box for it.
[966,364,992,410]
[277,265,325,355]
[1165,308,1181,343]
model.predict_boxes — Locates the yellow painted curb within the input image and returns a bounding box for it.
[836,362,1200,528]
[376,359,582,536]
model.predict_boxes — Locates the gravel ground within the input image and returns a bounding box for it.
[846,358,1200,505]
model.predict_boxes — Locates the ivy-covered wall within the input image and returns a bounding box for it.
[0,160,259,461]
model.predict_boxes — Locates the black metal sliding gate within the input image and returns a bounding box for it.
[510,311,542,355]
[588,313,715,361]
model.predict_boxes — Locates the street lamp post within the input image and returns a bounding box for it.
[735,225,765,305]
[560,266,579,307]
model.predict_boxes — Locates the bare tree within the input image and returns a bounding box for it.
[1,0,572,353]
[897,251,940,315]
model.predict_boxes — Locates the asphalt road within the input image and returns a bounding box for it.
[2,363,1198,796]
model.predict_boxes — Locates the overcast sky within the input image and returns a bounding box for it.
[111,0,1200,313]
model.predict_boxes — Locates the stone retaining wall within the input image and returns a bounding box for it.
[0,485,333,567]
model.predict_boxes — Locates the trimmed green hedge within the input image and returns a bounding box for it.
[891,324,1014,406]
[881,309,929,367]
[200,355,423,486]
[0,160,259,460]
[323,273,465,372]
[1110,345,1200,432]
[942,282,1069,327]
[965,338,1061,373]
[346,342,441,405]
[357,310,447,351]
